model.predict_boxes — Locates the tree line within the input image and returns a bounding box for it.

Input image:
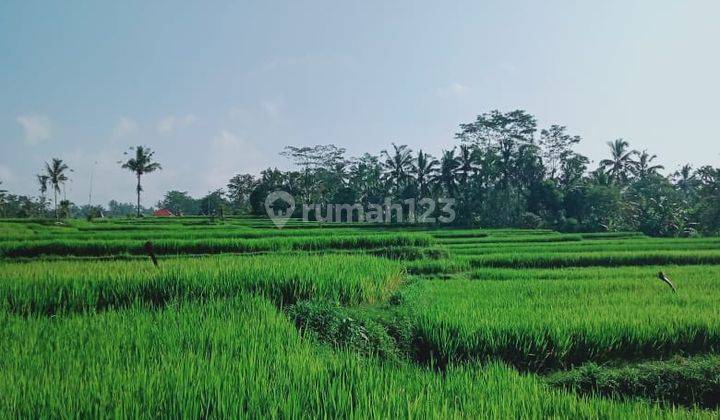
[1,109,719,236]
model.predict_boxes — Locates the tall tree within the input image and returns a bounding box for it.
[280,144,347,203]
[349,154,383,205]
[632,150,664,179]
[36,174,49,215]
[672,164,698,201]
[599,139,638,184]
[44,158,71,219]
[381,143,414,194]
[226,174,257,213]
[415,150,438,198]
[437,148,460,197]
[157,190,200,215]
[559,153,589,191]
[200,189,228,219]
[36,174,49,201]
[280,145,347,170]
[121,146,162,217]
[456,109,537,188]
[456,144,477,187]
[0,181,6,217]
[539,125,582,180]
[695,166,720,234]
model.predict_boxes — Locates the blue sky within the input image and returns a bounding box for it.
[1,0,719,206]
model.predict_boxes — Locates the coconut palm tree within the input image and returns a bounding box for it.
[632,150,664,179]
[673,164,697,199]
[381,143,414,194]
[44,158,70,219]
[36,174,50,216]
[456,144,477,186]
[121,146,162,217]
[599,139,638,183]
[36,174,49,199]
[415,150,438,198]
[589,167,613,187]
[437,148,460,197]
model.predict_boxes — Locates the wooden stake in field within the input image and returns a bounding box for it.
[145,241,159,268]
[657,271,676,293]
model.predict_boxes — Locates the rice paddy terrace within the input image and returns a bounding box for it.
[1,217,719,418]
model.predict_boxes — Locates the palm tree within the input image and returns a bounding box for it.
[589,167,612,187]
[457,144,477,186]
[45,158,70,219]
[437,148,460,197]
[673,164,697,199]
[121,146,162,217]
[36,174,50,217]
[415,150,438,198]
[381,143,414,194]
[632,150,664,179]
[0,181,7,217]
[599,139,638,183]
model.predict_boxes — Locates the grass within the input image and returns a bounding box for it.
[0,254,404,315]
[0,296,702,418]
[0,218,719,416]
[0,233,432,258]
[548,355,720,409]
[400,268,720,370]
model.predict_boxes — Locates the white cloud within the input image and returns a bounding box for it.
[112,117,139,141]
[156,114,196,134]
[17,114,53,145]
[437,83,470,98]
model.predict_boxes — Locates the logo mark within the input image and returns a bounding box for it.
[264,190,296,229]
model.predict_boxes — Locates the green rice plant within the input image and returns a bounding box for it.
[466,264,720,282]
[436,234,583,245]
[0,254,404,315]
[0,296,702,418]
[405,257,472,275]
[461,249,720,269]
[579,232,646,240]
[0,233,433,258]
[4,227,377,242]
[446,237,720,256]
[402,267,720,370]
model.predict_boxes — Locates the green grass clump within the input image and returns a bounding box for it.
[289,300,400,359]
[547,355,720,409]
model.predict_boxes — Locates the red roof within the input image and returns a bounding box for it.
[153,209,174,217]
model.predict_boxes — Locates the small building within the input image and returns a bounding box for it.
[153,208,174,217]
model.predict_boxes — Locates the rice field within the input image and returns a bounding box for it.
[0,217,718,417]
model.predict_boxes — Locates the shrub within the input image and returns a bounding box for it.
[288,300,398,359]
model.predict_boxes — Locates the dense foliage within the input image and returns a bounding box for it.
[3,110,720,236]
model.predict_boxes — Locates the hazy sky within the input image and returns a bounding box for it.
[1,0,719,206]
